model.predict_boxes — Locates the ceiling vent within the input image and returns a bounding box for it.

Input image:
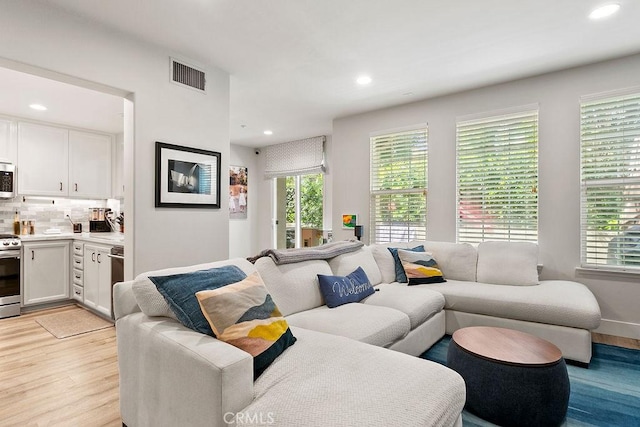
[171,58,206,92]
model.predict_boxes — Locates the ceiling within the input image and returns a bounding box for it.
[9,1,640,146]
[0,67,124,134]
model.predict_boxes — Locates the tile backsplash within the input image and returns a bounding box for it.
[0,197,121,235]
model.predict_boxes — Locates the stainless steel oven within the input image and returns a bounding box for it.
[0,234,21,319]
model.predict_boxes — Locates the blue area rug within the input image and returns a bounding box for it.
[421,336,640,427]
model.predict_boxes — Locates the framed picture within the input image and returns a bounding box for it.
[229,165,248,219]
[342,214,357,229]
[155,141,221,208]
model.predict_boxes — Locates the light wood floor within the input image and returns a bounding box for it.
[0,305,638,427]
[0,304,120,427]
[592,332,640,350]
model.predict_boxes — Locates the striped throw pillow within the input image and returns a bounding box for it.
[196,271,296,379]
[397,249,447,285]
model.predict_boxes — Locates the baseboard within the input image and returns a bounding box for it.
[595,319,640,340]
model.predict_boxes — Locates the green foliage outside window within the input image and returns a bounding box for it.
[286,174,323,229]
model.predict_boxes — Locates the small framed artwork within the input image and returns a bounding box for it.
[155,141,221,208]
[229,165,248,219]
[342,214,357,229]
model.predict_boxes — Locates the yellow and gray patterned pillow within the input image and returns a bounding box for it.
[196,271,296,379]
[397,248,447,285]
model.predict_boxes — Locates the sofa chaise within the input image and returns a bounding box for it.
[113,240,601,426]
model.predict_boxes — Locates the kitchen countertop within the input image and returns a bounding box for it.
[20,232,125,246]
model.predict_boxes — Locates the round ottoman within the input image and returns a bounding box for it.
[447,326,570,427]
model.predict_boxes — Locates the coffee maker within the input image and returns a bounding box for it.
[89,208,112,232]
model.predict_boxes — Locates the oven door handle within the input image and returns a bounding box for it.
[0,251,20,259]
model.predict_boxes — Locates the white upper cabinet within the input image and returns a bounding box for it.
[17,122,114,198]
[18,122,69,196]
[69,130,112,199]
[0,118,17,163]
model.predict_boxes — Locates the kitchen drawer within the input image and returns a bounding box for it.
[72,284,84,302]
[73,242,84,256]
[72,268,83,286]
[72,255,84,270]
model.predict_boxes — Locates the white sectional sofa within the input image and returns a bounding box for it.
[113,240,601,426]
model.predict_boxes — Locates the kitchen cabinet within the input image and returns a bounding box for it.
[22,241,70,306]
[69,130,112,199]
[0,118,16,163]
[17,122,113,198]
[17,122,69,196]
[83,244,112,318]
[113,134,124,199]
[71,241,84,302]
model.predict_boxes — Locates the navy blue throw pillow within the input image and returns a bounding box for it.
[317,267,374,308]
[387,245,425,283]
[149,265,247,337]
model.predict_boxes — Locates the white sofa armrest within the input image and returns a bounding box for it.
[117,313,254,427]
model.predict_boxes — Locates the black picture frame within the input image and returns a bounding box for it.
[155,141,221,208]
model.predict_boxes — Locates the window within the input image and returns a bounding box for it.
[370,126,427,243]
[581,92,640,270]
[457,109,539,243]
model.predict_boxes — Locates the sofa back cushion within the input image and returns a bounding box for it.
[254,257,332,316]
[411,241,478,282]
[370,242,411,283]
[328,247,382,286]
[132,258,256,320]
[476,241,539,286]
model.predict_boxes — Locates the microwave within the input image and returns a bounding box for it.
[0,162,16,199]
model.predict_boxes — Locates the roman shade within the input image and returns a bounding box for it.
[264,136,325,178]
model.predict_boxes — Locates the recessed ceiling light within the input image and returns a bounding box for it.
[264,130,273,135]
[356,75,372,85]
[29,104,47,111]
[589,3,620,20]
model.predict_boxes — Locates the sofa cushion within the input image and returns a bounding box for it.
[397,249,446,285]
[131,258,256,319]
[411,241,478,282]
[243,326,465,427]
[317,267,375,308]
[364,284,445,329]
[420,279,601,330]
[370,242,412,283]
[196,272,296,379]
[328,247,382,285]
[148,265,247,337]
[286,303,411,347]
[477,241,538,286]
[255,257,332,316]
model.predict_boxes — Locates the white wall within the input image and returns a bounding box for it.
[229,144,259,258]
[332,54,640,339]
[0,2,230,276]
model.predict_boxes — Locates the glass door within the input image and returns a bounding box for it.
[273,174,323,249]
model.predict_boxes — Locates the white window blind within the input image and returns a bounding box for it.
[264,136,325,178]
[581,92,640,270]
[370,127,427,243]
[457,110,539,243]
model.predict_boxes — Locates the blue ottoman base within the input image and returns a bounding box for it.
[447,340,570,427]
